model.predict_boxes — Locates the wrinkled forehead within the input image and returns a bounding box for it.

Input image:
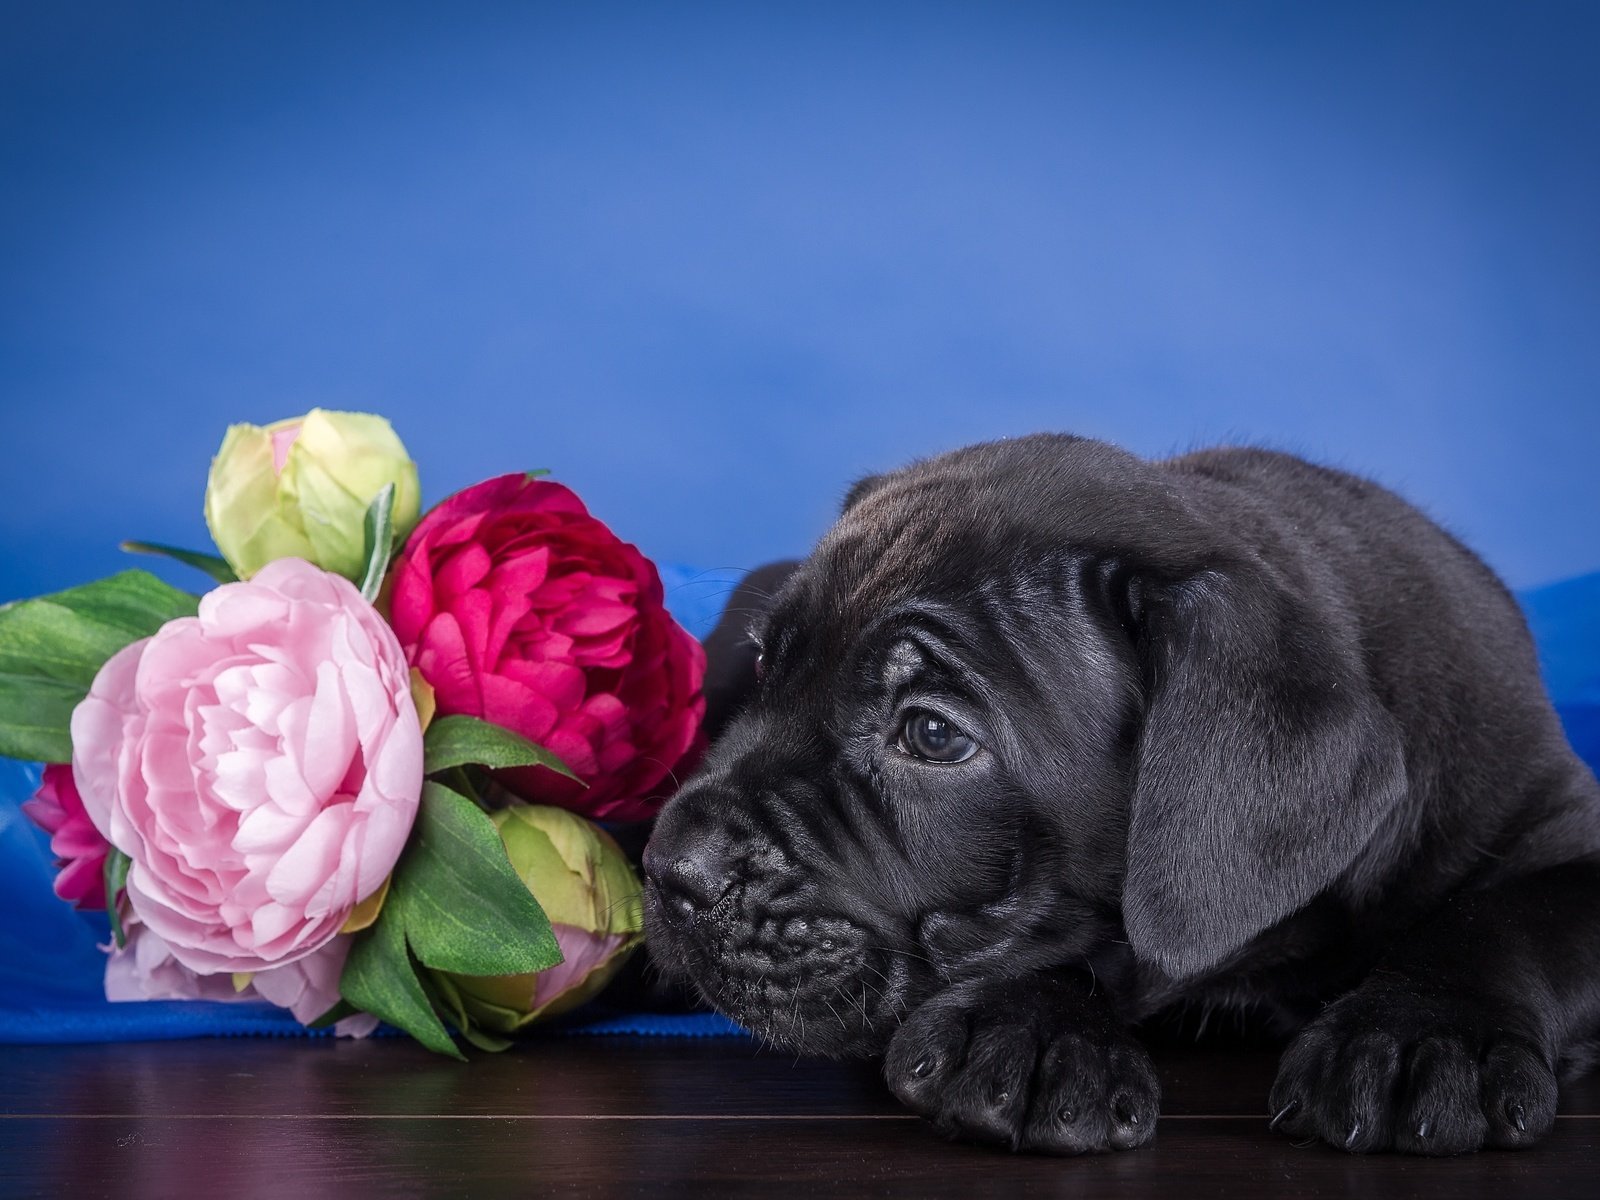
[761,496,982,658]
[757,512,1087,713]
[766,470,1139,687]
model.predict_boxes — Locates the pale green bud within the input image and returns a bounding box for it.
[435,805,644,1032]
[204,408,422,581]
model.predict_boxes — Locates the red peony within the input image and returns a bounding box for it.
[22,764,111,909]
[390,474,706,823]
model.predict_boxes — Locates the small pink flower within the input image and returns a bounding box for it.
[72,557,424,976]
[21,764,111,909]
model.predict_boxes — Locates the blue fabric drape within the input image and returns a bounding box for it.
[1,566,1594,1044]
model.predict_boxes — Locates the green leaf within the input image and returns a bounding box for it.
[522,469,551,482]
[0,679,95,764]
[393,782,563,976]
[425,969,470,1027]
[120,541,238,585]
[335,782,561,1055]
[458,1025,515,1053]
[422,714,581,782]
[104,849,132,948]
[340,902,464,1060]
[424,948,517,1054]
[0,571,199,677]
[0,571,198,761]
[359,482,397,602]
[436,765,484,808]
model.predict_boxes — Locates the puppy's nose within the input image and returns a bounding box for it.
[643,828,738,917]
[654,853,734,915]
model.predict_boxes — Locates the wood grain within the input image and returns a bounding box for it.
[3,1038,1598,1198]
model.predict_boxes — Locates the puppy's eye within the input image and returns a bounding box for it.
[898,709,978,763]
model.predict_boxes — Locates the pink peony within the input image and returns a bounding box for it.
[108,914,378,1037]
[71,557,424,976]
[22,764,111,909]
[248,932,379,1036]
[390,474,706,823]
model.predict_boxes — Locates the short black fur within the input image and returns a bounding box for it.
[643,434,1600,1156]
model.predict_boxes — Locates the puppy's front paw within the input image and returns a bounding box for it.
[883,976,1159,1154]
[1269,987,1558,1155]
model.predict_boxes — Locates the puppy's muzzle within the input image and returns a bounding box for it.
[643,784,903,1053]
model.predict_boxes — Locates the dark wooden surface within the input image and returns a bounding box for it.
[3,1036,1599,1198]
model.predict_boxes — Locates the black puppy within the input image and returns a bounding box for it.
[643,434,1600,1156]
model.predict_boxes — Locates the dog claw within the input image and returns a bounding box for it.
[1344,1122,1363,1149]
[1509,1102,1527,1133]
[1415,1118,1432,1140]
[1269,1100,1299,1131]
[911,1056,935,1079]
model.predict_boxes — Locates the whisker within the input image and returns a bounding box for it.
[867,944,936,967]
[821,992,847,1033]
[598,889,645,921]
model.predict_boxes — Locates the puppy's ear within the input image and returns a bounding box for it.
[701,559,801,738]
[1122,567,1407,979]
[842,473,889,514]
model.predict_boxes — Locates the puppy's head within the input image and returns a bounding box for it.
[644,435,1405,1055]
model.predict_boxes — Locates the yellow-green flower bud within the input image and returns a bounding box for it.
[204,409,421,581]
[436,805,644,1032]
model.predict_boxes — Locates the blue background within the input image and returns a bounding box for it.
[2,1,1598,602]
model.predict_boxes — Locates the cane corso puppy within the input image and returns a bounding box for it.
[642,434,1600,1156]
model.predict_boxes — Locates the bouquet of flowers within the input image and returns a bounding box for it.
[2,410,706,1056]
